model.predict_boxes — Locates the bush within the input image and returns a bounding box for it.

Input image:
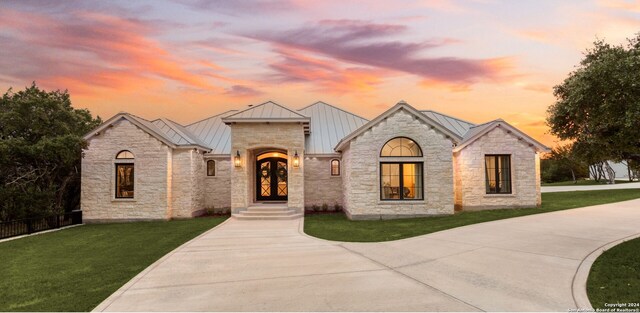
[321,203,329,212]
[311,204,320,212]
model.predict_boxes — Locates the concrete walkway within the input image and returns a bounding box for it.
[541,181,640,193]
[95,199,640,312]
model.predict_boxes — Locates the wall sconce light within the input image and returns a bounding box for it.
[234,150,241,167]
[293,150,300,168]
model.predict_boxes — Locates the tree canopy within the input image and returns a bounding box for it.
[547,34,640,165]
[0,83,101,221]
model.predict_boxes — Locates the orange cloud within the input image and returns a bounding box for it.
[0,8,216,95]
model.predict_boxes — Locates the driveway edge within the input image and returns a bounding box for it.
[572,232,640,310]
[92,217,233,312]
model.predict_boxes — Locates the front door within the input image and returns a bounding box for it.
[256,157,288,201]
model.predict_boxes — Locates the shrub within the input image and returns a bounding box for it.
[321,203,329,212]
[311,204,320,212]
[333,203,342,212]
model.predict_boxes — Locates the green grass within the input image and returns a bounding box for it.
[304,189,640,242]
[587,237,640,309]
[542,179,636,186]
[0,217,227,312]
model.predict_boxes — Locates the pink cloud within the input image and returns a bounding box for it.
[0,8,216,94]
[245,19,511,85]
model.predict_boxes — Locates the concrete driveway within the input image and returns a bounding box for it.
[95,199,640,312]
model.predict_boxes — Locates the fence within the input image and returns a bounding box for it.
[0,210,82,240]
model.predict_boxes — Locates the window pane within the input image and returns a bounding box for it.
[331,160,340,176]
[485,156,496,193]
[381,137,422,157]
[116,164,134,198]
[498,155,511,193]
[381,163,400,199]
[402,163,422,199]
[207,160,215,176]
[116,150,134,159]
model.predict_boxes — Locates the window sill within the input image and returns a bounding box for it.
[483,194,516,198]
[112,198,136,202]
[378,200,425,205]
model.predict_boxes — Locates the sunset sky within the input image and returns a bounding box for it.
[2,0,639,147]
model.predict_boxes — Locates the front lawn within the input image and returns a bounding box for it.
[542,179,636,186]
[304,189,640,242]
[587,237,640,309]
[0,217,227,312]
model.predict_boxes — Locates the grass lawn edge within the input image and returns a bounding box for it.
[304,189,640,243]
[93,216,232,312]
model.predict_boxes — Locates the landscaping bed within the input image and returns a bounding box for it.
[304,189,640,242]
[587,237,640,309]
[0,217,227,312]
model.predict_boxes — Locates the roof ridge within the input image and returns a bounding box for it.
[224,101,308,119]
[421,109,476,126]
[186,109,238,127]
[470,119,501,129]
[298,101,369,122]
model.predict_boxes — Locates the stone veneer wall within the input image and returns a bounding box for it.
[170,149,206,218]
[203,157,231,212]
[453,125,541,210]
[229,123,305,213]
[341,109,455,220]
[303,157,343,208]
[81,119,171,221]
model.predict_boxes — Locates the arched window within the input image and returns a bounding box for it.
[380,137,423,200]
[380,137,422,157]
[207,160,216,176]
[115,151,134,198]
[330,159,340,176]
[116,150,134,159]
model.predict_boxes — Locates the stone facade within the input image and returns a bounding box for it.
[341,108,455,220]
[303,157,343,208]
[203,158,231,212]
[229,123,305,213]
[82,119,171,221]
[453,125,541,210]
[170,149,206,218]
[81,103,546,221]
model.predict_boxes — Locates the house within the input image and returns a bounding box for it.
[81,101,549,221]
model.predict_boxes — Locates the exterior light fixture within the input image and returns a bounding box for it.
[234,150,241,167]
[293,150,300,168]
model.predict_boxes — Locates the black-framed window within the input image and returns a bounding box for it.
[330,159,340,176]
[115,163,134,198]
[207,160,215,176]
[380,137,422,157]
[380,162,423,200]
[485,155,511,194]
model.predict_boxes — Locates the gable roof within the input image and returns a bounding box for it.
[334,101,463,152]
[84,113,210,151]
[421,110,475,138]
[453,119,550,153]
[185,110,237,155]
[151,118,207,147]
[298,101,369,155]
[222,101,310,123]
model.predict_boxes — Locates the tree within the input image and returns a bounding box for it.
[547,34,640,180]
[540,144,589,183]
[0,83,101,221]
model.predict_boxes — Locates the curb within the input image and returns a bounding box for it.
[572,232,640,310]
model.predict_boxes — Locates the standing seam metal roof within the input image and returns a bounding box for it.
[421,110,475,138]
[298,101,369,154]
[222,101,309,121]
[185,110,237,155]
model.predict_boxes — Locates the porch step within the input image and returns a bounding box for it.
[232,213,303,220]
[232,205,302,220]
